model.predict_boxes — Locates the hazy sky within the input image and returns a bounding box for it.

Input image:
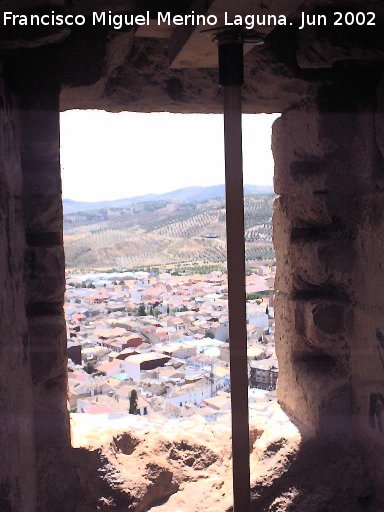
[60,111,279,202]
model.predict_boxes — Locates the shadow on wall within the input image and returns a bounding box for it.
[249,437,380,512]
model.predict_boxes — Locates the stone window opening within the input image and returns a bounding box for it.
[63,108,280,508]
[2,7,384,509]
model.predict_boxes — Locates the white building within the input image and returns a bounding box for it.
[158,342,196,359]
[248,312,269,331]
[123,352,171,381]
[166,380,211,408]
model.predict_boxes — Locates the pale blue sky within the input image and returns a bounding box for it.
[60,111,279,202]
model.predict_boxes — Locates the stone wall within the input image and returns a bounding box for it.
[353,76,384,503]
[273,71,384,502]
[20,62,70,511]
[1,2,384,509]
[0,70,36,512]
[0,49,69,511]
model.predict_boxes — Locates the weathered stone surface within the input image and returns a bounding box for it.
[297,24,384,69]
[272,72,384,504]
[23,164,62,195]
[0,74,36,512]
[275,292,351,433]
[61,31,316,114]
[375,77,384,163]
[24,195,63,233]
[21,110,60,159]
[28,314,67,384]
[301,300,351,349]
[273,195,356,299]
[65,405,377,512]
[0,88,22,193]
[18,90,69,511]
[2,1,384,510]
[33,372,70,450]
[26,261,65,306]
[273,106,378,197]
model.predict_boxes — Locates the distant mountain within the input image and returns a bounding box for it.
[63,184,274,215]
[63,196,156,215]
[158,185,273,202]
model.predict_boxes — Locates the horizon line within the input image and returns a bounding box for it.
[63,183,274,203]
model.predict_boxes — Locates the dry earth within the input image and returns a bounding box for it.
[68,405,296,511]
[63,403,380,512]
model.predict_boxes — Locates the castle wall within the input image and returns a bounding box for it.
[273,74,384,502]
[0,70,36,512]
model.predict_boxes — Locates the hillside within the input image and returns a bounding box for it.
[64,194,274,270]
[63,184,273,215]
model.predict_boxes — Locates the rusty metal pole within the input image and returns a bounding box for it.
[218,33,250,512]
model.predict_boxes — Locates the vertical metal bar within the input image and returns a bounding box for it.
[223,83,251,511]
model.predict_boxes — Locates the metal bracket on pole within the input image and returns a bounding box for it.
[213,28,263,512]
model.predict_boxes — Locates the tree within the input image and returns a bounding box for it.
[129,389,138,415]
[83,362,96,374]
[136,304,146,316]
[246,292,262,301]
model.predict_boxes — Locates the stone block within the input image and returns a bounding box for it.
[21,108,60,162]
[275,236,354,300]
[350,194,384,309]
[33,373,70,450]
[298,27,384,69]
[0,89,22,194]
[0,74,37,512]
[25,245,65,306]
[350,307,384,386]
[375,77,384,164]
[273,105,376,196]
[23,161,62,195]
[28,314,67,385]
[302,300,351,352]
[24,194,63,233]
[274,195,358,298]
[275,292,351,434]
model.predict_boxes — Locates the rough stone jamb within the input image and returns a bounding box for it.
[351,73,384,504]
[0,67,37,512]
[272,73,382,439]
[18,49,70,510]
